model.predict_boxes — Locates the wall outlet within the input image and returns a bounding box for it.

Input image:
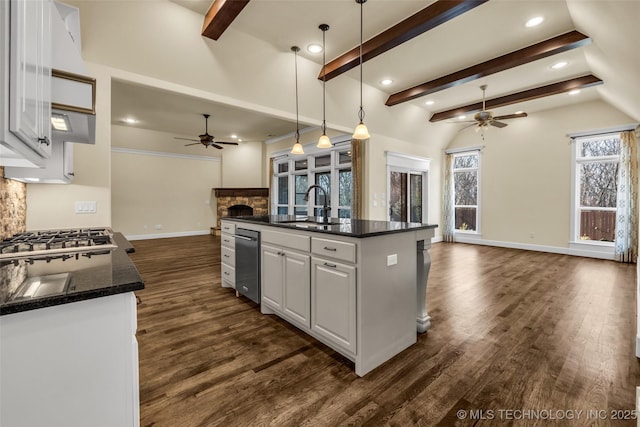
[155,224,163,230]
[74,201,97,214]
[529,232,535,239]
[387,254,398,266]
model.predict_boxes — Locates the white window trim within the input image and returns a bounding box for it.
[451,150,482,235]
[385,152,431,223]
[569,134,618,253]
[271,135,352,218]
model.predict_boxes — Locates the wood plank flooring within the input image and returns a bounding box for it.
[130,235,639,426]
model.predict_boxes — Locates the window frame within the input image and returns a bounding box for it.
[451,150,481,235]
[385,151,431,224]
[570,133,620,248]
[271,141,352,219]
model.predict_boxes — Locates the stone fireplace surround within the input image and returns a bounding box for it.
[213,188,269,233]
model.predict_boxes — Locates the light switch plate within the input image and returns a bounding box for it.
[74,201,97,214]
[387,254,398,266]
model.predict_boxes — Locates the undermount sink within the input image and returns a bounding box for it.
[278,218,344,226]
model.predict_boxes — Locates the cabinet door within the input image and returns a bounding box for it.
[283,250,310,328]
[261,244,283,310]
[9,0,52,157]
[311,258,356,354]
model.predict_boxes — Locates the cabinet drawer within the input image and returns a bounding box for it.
[220,221,235,235]
[311,237,356,263]
[221,263,235,288]
[221,233,235,249]
[262,229,310,252]
[221,246,235,267]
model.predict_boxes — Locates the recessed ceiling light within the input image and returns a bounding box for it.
[551,61,568,69]
[231,134,238,139]
[122,117,138,124]
[380,79,393,86]
[525,16,544,28]
[307,44,323,54]
[515,111,525,114]
[458,115,467,120]
[238,139,243,142]
[568,89,581,95]
[425,100,435,106]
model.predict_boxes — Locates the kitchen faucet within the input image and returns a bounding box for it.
[303,185,331,223]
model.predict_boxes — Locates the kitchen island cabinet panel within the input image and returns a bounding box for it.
[311,258,356,354]
[283,250,310,327]
[0,292,139,427]
[261,244,284,310]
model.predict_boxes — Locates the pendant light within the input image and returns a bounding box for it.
[317,24,332,149]
[290,46,304,155]
[352,0,370,140]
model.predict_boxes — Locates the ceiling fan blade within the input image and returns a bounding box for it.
[490,121,508,128]
[175,137,199,142]
[215,141,239,145]
[184,142,202,146]
[212,144,223,149]
[493,112,528,120]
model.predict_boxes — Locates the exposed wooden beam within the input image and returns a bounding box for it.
[386,30,591,106]
[318,0,489,81]
[201,0,251,41]
[429,75,603,122]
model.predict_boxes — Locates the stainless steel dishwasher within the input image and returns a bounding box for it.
[233,228,261,304]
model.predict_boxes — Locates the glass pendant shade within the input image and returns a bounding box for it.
[291,142,304,154]
[352,122,370,140]
[317,134,332,148]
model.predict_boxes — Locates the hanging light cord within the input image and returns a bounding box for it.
[322,28,327,134]
[293,46,300,142]
[358,0,365,123]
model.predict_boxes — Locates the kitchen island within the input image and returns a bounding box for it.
[221,215,437,377]
[0,231,144,427]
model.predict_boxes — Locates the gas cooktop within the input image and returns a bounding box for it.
[0,228,117,260]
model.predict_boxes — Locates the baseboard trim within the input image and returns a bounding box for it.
[452,236,616,261]
[431,235,443,244]
[125,230,211,241]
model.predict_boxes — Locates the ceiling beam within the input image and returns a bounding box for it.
[386,30,591,106]
[318,0,489,81]
[429,75,603,122]
[201,0,251,41]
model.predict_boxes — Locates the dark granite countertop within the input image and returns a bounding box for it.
[223,215,438,238]
[0,232,144,316]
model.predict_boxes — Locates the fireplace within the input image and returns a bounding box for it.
[213,188,269,233]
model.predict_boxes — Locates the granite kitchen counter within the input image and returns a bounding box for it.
[0,232,144,315]
[224,215,437,238]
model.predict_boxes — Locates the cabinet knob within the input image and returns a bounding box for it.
[68,172,75,176]
[38,136,51,146]
[323,246,337,251]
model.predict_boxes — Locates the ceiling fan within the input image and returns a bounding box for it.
[461,85,528,132]
[174,114,239,149]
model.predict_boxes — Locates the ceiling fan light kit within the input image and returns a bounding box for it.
[352,0,370,141]
[290,46,304,155]
[317,24,332,149]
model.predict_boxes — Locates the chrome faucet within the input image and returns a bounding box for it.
[304,185,331,223]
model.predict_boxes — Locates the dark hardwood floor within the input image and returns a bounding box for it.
[130,235,639,426]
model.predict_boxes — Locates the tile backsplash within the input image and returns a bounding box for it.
[0,167,26,239]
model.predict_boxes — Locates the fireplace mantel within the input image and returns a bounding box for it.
[214,188,269,198]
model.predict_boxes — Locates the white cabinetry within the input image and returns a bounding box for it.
[0,293,140,427]
[220,221,235,289]
[0,0,52,166]
[261,230,311,328]
[311,258,356,354]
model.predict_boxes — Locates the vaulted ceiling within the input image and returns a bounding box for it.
[161,0,639,138]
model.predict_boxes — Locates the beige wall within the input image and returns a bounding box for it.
[26,65,112,230]
[446,100,634,248]
[221,141,263,188]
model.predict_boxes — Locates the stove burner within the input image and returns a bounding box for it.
[0,228,116,260]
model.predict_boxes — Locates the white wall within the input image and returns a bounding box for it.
[445,99,634,250]
[111,125,221,239]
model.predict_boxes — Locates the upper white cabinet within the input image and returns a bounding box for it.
[0,0,52,166]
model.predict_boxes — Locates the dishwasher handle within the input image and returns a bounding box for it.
[233,234,256,241]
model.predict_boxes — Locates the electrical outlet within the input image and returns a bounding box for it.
[530,232,535,239]
[74,201,97,214]
[155,224,163,230]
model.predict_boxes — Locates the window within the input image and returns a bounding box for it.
[386,152,430,223]
[572,133,620,243]
[452,151,479,232]
[272,146,352,219]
